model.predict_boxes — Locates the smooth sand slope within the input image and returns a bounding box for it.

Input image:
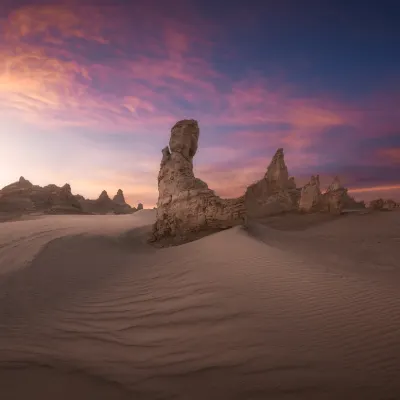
[1,211,400,399]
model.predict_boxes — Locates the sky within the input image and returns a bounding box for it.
[0,0,399,207]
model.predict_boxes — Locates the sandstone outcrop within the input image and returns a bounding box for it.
[150,119,246,242]
[244,148,300,218]
[0,177,83,215]
[320,176,347,215]
[299,175,322,212]
[300,175,365,214]
[137,203,143,211]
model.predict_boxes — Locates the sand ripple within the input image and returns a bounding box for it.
[1,213,400,399]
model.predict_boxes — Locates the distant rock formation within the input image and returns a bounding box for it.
[369,198,397,211]
[137,202,143,211]
[299,175,322,212]
[0,178,138,217]
[150,119,246,242]
[245,148,300,218]
[77,189,136,215]
[320,176,347,215]
[299,175,365,214]
[0,177,83,215]
[113,189,126,205]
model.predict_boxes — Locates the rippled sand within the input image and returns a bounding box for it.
[1,210,400,399]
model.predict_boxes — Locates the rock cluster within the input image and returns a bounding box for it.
[369,198,397,211]
[0,177,83,214]
[298,175,366,214]
[0,178,138,216]
[245,148,300,218]
[77,189,136,214]
[150,119,246,242]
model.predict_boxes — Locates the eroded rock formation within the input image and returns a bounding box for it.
[150,119,246,242]
[0,177,83,214]
[244,148,300,218]
[113,189,126,205]
[137,203,143,211]
[299,175,322,212]
[320,176,347,215]
[77,189,136,214]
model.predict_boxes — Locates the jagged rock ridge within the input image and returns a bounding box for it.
[0,179,140,216]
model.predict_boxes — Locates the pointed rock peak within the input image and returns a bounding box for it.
[62,183,71,192]
[18,176,33,186]
[98,190,110,200]
[265,148,289,187]
[273,148,284,158]
[113,189,126,205]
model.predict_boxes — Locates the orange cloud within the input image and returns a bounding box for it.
[349,184,400,194]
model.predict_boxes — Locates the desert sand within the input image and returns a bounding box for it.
[1,210,400,399]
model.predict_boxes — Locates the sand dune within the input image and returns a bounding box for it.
[1,211,400,399]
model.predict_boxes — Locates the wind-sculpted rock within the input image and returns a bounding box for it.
[299,175,322,212]
[244,148,300,218]
[150,119,246,243]
[320,176,347,215]
[137,203,143,211]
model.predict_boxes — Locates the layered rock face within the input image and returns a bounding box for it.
[150,119,246,242]
[245,148,300,218]
[0,177,36,213]
[299,175,322,212]
[0,177,83,214]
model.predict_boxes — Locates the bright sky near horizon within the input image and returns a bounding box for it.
[1,0,399,207]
